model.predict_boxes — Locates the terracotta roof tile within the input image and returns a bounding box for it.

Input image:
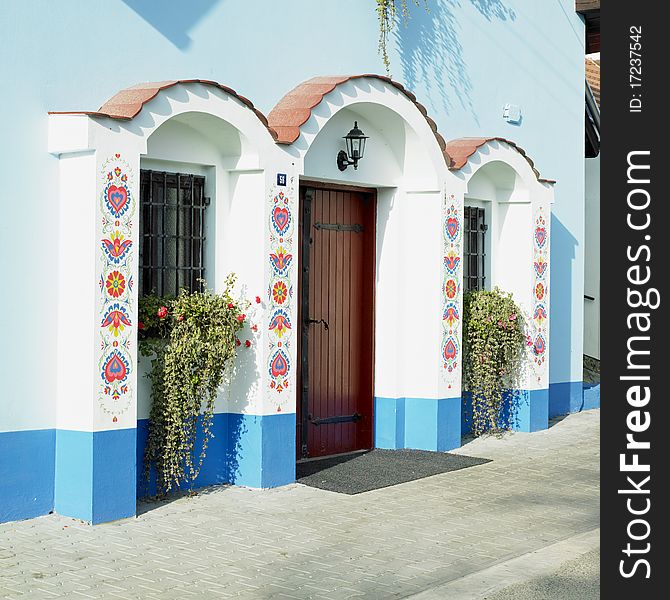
[49,79,278,141]
[445,137,555,183]
[49,76,551,183]
[267,75,448,158]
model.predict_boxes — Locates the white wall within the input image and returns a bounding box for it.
[584,156,600,360]
[375,188,444,400]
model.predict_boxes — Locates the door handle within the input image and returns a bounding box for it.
[305,318,329,330]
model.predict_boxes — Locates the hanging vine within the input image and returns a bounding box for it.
[376,0,428,72]
[139,275,251,496]
[462,288,527,436]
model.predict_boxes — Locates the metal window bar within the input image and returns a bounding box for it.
[463,206,487,292]
[139,170,207,297]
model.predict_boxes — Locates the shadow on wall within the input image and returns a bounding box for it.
[549,213,577,385]
[136,340,259,503]
[122,0,222,49]
[470,0,516,21]
[394,0,516,123]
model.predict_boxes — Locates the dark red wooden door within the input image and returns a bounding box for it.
[297,186,375,459]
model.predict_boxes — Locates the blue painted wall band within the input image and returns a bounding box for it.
[55,428,136,524]
[374,397,461,452]
[0,429,55,523]
[136,412,296,498]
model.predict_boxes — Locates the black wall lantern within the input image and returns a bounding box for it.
[337,121,369,171]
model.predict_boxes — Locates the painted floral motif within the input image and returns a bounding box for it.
[269,309,291,339]
[102,231,132,264]
[269,246,293,276]
[442,336,459,373]
[445,278,458,300]
[441,195,463,387]
[267,183,296,402]
[101,303,132,337]
[105,270,127,298]
[444,250,461,274]
[443,302,459,329]
[98,154,136,420]
[531,207,549,378]
[533,304,547,326]
[271,280,289,305]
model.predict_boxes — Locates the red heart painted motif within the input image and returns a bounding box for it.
[273,207,290,234]
[107,185,128,216]
[443,338,457,361]
[534,259,547,277]
[271,351,289,378]
[103,352,128,383]
[535,227,547,248]
[446,217,459,240]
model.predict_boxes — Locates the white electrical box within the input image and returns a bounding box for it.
[503,103,522,124]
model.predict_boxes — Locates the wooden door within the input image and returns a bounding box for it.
[297,185,375,459]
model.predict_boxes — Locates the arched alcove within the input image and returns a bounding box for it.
[269,75,456,454]
[447,138,555,433]
[464,160,533,311]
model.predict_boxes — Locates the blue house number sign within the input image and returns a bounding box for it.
[277,173,287,186]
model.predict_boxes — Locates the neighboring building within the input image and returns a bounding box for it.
[1,0,595,524]
[584,55,600,397]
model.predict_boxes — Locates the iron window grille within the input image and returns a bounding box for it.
[463,206,487,292]
[139,170,209,297]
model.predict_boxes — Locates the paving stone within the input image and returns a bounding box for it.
[0,410,599,599]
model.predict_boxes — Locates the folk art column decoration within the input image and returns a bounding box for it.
[531,204,549,385]
[441,190,464,392]
[97,153,138,424]
[266,175,297,412]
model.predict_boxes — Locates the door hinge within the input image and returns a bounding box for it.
[314,222,364,233]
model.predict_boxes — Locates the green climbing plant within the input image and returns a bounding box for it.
[376,0,428,72]
[462,288,527,436]
[139,275,251,496]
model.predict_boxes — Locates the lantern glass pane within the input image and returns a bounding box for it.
[359,137,366,159]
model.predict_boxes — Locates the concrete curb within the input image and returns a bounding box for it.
[406,528,600,599]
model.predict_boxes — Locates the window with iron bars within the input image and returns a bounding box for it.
[463,206,487,292]
[139,170,209,297]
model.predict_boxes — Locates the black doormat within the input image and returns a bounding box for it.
[296,449,491,494]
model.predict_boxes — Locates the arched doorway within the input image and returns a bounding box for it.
[269,76,451,458]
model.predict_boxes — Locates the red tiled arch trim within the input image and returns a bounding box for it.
[48,78,553,183]
[267,75,447,158]
[48,79,279,141]
[446,137,556,184]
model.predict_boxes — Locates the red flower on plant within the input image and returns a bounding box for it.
[255,296,262,304]
[227,302,235,309]
[509,313,517,321]
[237,314,246,323]
[235,338,241,347]
[177,315,184,322]
[138,321,145,331]
[251,324,258,332]
[245,340,251,348]
[157,306,168,319]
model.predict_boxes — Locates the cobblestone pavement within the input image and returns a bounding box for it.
[0,410,599,599]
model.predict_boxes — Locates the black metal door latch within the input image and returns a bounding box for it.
[305,318,329,330]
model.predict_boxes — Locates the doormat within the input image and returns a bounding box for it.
[296,449,491,495]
